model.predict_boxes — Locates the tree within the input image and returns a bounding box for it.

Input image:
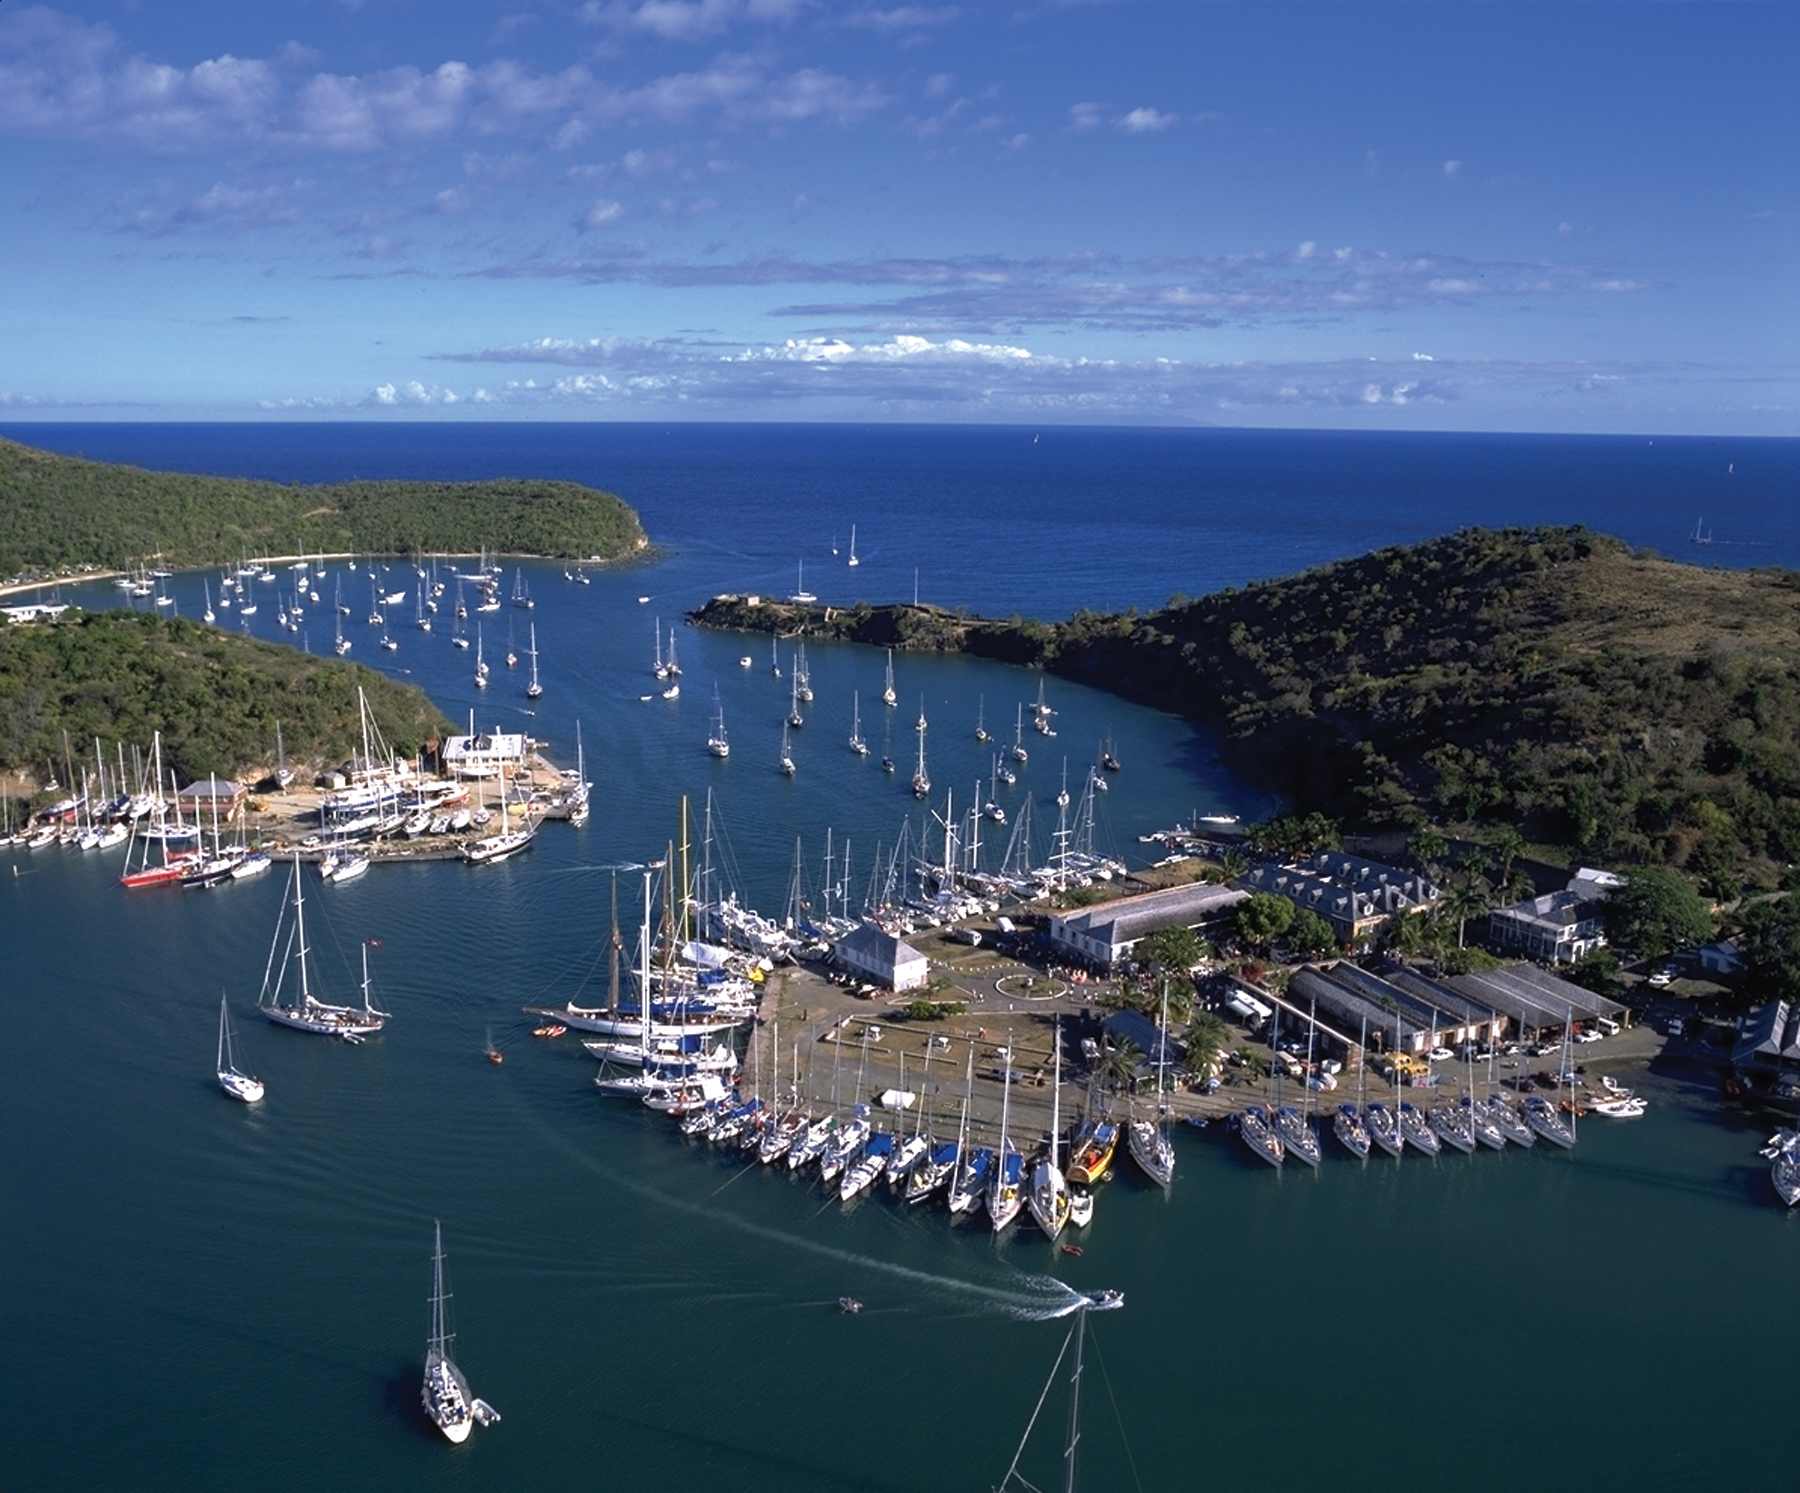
[1740,896,1800,1003]
[1604,867,1713,960]
[1567,948,1624,999]
[1440,883,1492,950]
[1184,1012,1232,1079]
[1234,892,1294,950]
[1135,924,1204,975]
[1408,827,1449,873]
[1287,907,1337,958]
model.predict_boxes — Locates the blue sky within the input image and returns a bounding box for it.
[1,0,1794,432]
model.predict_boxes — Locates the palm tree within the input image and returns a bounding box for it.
[1184,1012,1231,1083]
[1441,883,1491,949]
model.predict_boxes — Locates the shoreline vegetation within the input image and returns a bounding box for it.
[0,437,650,582]
[0,612,451,789]
[691,525,1800,885]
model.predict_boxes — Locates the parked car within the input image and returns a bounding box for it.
[1574,1029,1604,1044]
[1667,1016,1686,1036]
[1427,1046,1453,1062]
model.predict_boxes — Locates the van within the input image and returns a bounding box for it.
[1596,1016,1620,1037]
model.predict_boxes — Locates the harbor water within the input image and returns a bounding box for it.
[3,423,1799,1491]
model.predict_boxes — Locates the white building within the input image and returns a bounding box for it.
[442,731,529,780]
[1048,882,1247,969]
[835,922,930,992]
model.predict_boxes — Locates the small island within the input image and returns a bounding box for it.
[0,437,649,583]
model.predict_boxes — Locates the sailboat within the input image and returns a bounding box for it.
[1126,985,1176,1187]
[881,649,897,708]
[975,696,989,743]
[786,672,803,728]
[473,626,489,689]
[993,1288,1124,1493]
[988,1061,1025,1232]
[1333,1019,1373,1159]
[777,721,796,777]
[525,623,543,700]
[911,727,931,799]
[846,525,859,567]
[215,997,264,1102]
[848,691,869,755]
[1011,704,1029,763]
[789,559,816,604]
[1027,1018,1072,1240]
[202,581,215,625]
[915,695,928,733]
[421,1221,500,1443]
[258,857,388,1038]
[707,688,730,758]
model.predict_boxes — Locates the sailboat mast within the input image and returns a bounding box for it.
[293,855,313,1008]
[1063,1305,1087,1493]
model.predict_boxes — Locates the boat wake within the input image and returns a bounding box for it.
[515,1103,1105,1318]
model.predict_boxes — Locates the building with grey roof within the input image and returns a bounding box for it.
[1047,881,1247,970]
[1238,853,1438,945]
[1445,964,1629,1037]
[835,921,929,992]
[1731,1001,1800,1088]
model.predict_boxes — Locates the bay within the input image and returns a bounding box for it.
[2,423,1797,1492]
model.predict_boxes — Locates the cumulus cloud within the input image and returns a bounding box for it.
[121,177,309,235]
[581,197,626,228]
[0,10,884,156]
[577,0,812,40]
[1116,107,1176,133]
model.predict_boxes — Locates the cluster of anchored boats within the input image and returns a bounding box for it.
[1234,1089,1576,1167]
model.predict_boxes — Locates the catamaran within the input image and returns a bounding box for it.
[421,1221,499,1444]
[258,857,388,1038]
[215,997,264,1103]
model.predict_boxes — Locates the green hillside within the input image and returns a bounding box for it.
[693,527,1800,879]
[0,611,452,785]
[0,438,648,577]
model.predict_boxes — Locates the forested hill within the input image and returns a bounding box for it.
[0,439,648,577]
[0,612,452,784]
[693,527,1800,876]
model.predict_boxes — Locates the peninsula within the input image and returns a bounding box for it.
[0,438,649,581]
[0,611,451,787]
[692,526,1800,880]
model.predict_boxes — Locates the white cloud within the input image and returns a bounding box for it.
[578,0,812,40]
[1116,106,1176,134]
[1442,159,1463,178]
[582,197,626,227]
[1068,101,1102,130]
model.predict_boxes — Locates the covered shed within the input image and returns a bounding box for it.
[1047,882,1246,969]
[175,776,247,824]
[1732,1002,1800,1086]
[834,921,929,993]
[1445,964,1629,1039]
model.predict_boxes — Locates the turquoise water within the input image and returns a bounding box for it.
[4,424,1798,1491]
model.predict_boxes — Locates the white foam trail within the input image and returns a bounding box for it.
[513,1102,1091,1316]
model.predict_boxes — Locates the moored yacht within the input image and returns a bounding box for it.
[258,858,388,1038]
[1239,1106,1284,1168]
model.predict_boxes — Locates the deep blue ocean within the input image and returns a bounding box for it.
[2,423,1798,1493]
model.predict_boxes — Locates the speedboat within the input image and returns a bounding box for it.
[1590,1096,1647,1118]
[1762,1129,1800,1206]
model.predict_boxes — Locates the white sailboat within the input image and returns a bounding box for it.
[987,1067,1025,1232]
[777,721,796,777]
[525,623,543,700]
[882,648,897,707]
[848,691,869,755]
[473,626,489,689]
[1027,1018,1071,1240]
[421,1221,499,1444]
[846,524,859,566]
[790,559,816,604]
[257,857,388,1038]
[707,688,730,758]
[1126,985,1176,1187]
[911,727,930,799]
[215,996,264,1103]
